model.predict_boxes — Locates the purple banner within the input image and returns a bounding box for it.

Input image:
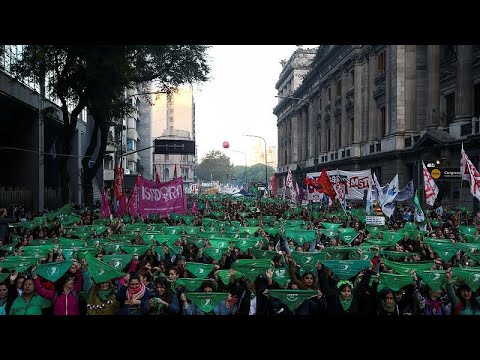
[130,176,186,218]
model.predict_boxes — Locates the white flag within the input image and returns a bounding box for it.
[396,179,414,201]
[460,144,480,201]
[381,174,399,217]
[422,161,439,206]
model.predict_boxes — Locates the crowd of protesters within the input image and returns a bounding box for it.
[1,193,480,316]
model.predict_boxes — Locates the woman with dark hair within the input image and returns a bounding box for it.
[85,280,119,315]
[116,273,152,315]
[9,277,51,315]
[148,277,172,315]
[446,268,480,315]
[377,288,399,315]
[32,265,84,315]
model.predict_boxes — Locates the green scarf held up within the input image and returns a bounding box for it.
[267,289,317,312]
[185,292,226,313]
[340,296,353,311]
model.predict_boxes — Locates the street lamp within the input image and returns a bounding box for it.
[231,149,248,186]
[243,134,268,191]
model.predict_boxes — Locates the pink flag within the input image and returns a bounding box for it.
[192,201,198,214]
[100,188,111,218]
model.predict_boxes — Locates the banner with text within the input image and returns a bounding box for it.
[306,169,372,201]
[129,176,186,218]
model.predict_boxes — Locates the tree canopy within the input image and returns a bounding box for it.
[10,45,211,205]
[232,163,276,185]
[196,150,233,182]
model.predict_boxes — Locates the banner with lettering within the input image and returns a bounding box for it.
[128,176,186,218]
[306,169,372,201]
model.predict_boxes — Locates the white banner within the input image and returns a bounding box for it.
[306,169,372,200]
[366,216,385,225]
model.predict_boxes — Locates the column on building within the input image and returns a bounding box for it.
[353,56,362,145]
[320,86,328,153]
[277,122,283,167]
[301,106,308,161]
[455,45,473,122]
[313,96,320,157]
[330,78,337,151]
[405,45,417,131]
[427,45,440,127]
[307,99,315,159]
[368,50,377,141]
[341,69,348,147]
[290,114,299,163]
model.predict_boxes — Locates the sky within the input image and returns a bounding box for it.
[194,45,317,167]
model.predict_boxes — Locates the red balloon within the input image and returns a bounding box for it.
[222,141,230,149]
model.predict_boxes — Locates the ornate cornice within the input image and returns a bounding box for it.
[440,64,456,81]
[373,86,386,101]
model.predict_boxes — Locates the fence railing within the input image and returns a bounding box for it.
[0,186,62,211]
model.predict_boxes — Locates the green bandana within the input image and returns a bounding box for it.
[268,289,317,311]
[101,254,134,270]
[185,292,226,313]
[452,267,480,292]
[251,249,279,260]
[340,296,353,311]
[185,262,215,279]
[272,267,291,287]
[284,229,317,246]
[97,288,114,302]
[322,222,342,230]
[419,270,447,292]
[378,272,414,291]
[84,254,126,283]
[382,258,435,275]
[35,260,73,282]
[203,247,225,261]
[217,269,245,285]
[290,251,326,272]
[174,278,207,291]
[320,260,371,280]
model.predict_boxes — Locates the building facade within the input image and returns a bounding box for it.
[152,86,196,188]
[274,45,480,208]
[0,45,94,211]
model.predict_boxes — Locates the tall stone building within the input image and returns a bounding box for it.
[274,45,480,208]
[152,85,196,188]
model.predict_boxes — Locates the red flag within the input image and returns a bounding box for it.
[318,168,336,200]
[114,163,124,199]
[154,164,161,183]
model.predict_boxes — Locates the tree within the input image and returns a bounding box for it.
[11,45,210,206]
[196,150,233,182]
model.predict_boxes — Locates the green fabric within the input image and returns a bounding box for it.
[430,220,442,228]
[109,234,134,242]
[272,267,291,287]
[143,234,180,246]
[208,238,231,249]
[183,226,200,235]
[419,270,447,292]
[337,230,360,244]
[284,229,317,246]
[217,269,245,285]
[319,260,371,280]
[20,245,54,259]
[340,297,353,311]
[203,247,226,261]
[58,237,85,248]
[186,238,206,248]
[167,245,183,256]
[237,227,259,235]
[232,260,272,282]
[179,215,196,225]
[119,245,150,255]
[238,212,250,218]
[382,258,435,275]
[284,220,305,227]
[251,249,279,260]
[185,292,226,313]
[101,254,134,270]
[381,250,415,260]
[103,243,123,254]
[230,238,258,252]
[379,231,405,244]
[245,218,259,226]
[163,226,183,235]
[452,267,480,292]
[185,262,216,279]
[261,216,276,225]
[175,278,207,291]
[320,229,338,239]
[84,253,126,283]
[322,222,342,230]
[0,272,13,283]
[267,289,317,311]
[201,218,216,227]
[169,213,181,221]
[378,272,414,291]
[365,225,384,236]
[262,227,281,236]
[429,242,459,262]
[403,222,418,230]
[290,251,327,271]
[35,260,73,282]
[457,225,477,236]
[29,239,55,246]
